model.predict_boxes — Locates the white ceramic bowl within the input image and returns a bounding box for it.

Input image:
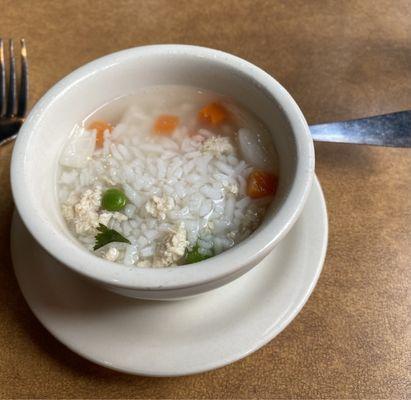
[11,45,314,300]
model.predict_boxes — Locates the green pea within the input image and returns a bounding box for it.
[101,188,128,211]
[185,244,213,264]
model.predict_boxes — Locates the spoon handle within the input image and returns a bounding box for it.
[309,110,411,148]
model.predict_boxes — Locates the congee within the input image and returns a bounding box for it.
[58,85,279,267]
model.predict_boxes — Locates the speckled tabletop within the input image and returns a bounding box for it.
[0,1,410,398]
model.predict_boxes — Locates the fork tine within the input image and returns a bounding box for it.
[0,39,5,117]
[6,39,16,117]
[17,39,28,118]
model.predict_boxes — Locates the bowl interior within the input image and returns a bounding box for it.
[12,45,313,290]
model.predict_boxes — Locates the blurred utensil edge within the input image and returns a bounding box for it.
[0,38,28,146]
[309,110,411,148]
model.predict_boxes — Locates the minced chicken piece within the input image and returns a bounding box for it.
[136,259,152,267]
[104,247,120,262]
[63,187,102,235]
[98,211,128,226]
[223,182,239,195]
[145,195,175,220]
[202,136,234,155]
[112,212,128,222]
[152,222,188,267]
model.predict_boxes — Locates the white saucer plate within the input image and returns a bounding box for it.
[11,177,327,377]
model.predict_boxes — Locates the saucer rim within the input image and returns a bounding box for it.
[11,176,328,377]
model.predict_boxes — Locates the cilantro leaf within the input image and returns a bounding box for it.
[93,224,131,250]
[184,243,213,264]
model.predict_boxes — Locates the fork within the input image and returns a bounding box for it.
[0,38,28,145]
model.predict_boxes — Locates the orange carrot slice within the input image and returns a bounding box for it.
[153,115,180,135]
[88,120,113,148]
[198,102,228,126]
[247,170,278,198]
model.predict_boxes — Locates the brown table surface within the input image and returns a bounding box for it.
[1,1,410,398]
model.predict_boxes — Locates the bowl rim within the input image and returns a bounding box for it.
[11,44,314,291]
